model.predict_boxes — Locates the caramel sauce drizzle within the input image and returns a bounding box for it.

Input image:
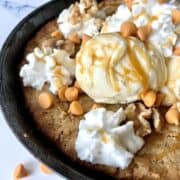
[100,129,109,144]
[127,40,148,91]
[76,36,152,92]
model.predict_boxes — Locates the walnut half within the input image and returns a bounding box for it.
[125,103,164,137]
[152,108,164,132]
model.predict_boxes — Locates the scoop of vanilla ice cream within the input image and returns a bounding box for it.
[76,33,167,104]
[162,55,180,105]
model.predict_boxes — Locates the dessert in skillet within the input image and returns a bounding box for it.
[20,0,180,179]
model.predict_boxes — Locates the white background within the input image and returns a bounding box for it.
[0,1,66,179]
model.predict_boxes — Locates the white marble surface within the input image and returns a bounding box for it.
[0,1,66,179]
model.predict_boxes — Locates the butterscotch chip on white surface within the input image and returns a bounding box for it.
[38,92,54,109]
[40,163,53,174]
[68,101,84,115]
[141,90,157,108]
[137,25,151,42]
[172,9,180,25]
[165,105,180,126]
[173,47,180,56]
[65,87,79,102]
[120,21,137,37]
[68,32,81,44]
[13,163,28,180]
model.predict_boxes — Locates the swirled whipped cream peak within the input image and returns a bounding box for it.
[102,0,179,57]
[20,47,75,94]
[75,107,144,169]
[76,33,167,104]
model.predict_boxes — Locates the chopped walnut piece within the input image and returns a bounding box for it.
[125,103,152,137]
[152,108,164,132]
[138,104,152,137]
[125,103,165,136]
[125,103,136,120]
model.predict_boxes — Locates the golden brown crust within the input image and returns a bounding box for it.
[21,7,180,180]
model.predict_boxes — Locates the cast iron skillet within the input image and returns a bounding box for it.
[0,0,113,179]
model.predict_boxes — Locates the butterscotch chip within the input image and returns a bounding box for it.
[82,34,92,45]
[65,87,79,101]
[172,9,180,25]
[165,105,180,126]
[173,47,180,56]
[51,30,64,39]
[68,101,84,115]
[141,90,157,108]
[58,86,68,101]
[40,163,53,174]
[38,92,53,109]
[13,164,28,180]
[68,32,81,44]
[137,25,151,42]
[120,21,137,37]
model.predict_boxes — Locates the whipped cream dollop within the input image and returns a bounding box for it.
[102,0,179,57]
[20,47,75,94]
[162,55,180,105]
[76,33,167,104]
[75,108,144,169]
[57,0,105,38]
